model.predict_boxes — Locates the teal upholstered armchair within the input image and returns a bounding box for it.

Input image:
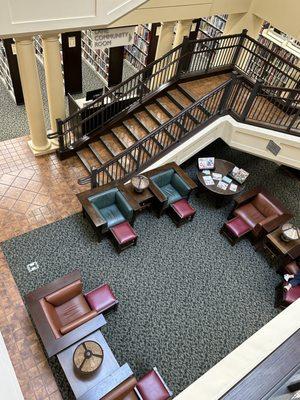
[86,188,135,239]
[149,167,196,216]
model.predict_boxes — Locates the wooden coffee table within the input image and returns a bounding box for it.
[264,226,300,269]
[57,328,133,399]
[197,159,245,207]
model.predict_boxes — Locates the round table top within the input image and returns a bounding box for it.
[131,175,150,192]
[197,159,245,196]
[73,341,103,375]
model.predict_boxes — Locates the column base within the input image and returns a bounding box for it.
[28,139,58,156]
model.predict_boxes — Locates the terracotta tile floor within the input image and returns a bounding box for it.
[0,136,91,400]
[0,136,88,242]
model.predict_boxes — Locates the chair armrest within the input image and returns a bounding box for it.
[172,165,197,190]
[253,214,292,236]
[60,310,97,335]
[83,202,107,229]
[116,192,134,220]
[234,186,262,208]
[149,181,167,203]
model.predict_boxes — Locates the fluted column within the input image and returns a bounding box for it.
[15,37,51,155]
[155,21,176,59]
[173,20,193,48]
[42,34,65,142]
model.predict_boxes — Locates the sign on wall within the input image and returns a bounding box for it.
[92,26,135,50]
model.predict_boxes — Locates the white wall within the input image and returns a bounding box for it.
[0,0,148,37]
[143,116,300,172]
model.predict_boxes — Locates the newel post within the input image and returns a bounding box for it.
[176,36,192,77]
[241,78,263,121]
[232,29,248,68]
[218,71,240,114]
[91,167,98,189]
[56,118,64,151]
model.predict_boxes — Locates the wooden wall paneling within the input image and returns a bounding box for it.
[3,38,24,105]
[61,31,82,95]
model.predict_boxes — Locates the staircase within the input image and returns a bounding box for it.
[75,76,229,179]
[49,31,300,188]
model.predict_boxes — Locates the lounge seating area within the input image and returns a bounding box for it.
[3,142,299,400]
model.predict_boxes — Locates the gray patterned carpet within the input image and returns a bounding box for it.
[2,141,299,398]
[0,59,136,142]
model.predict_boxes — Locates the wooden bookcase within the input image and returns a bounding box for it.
[196,14,228,39]
[0,39,24,105]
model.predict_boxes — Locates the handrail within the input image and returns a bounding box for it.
[79,73,300,188]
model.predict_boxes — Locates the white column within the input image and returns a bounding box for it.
[173,20,193,48]
[155,21,176,59]
[42,34,65,142]
[15,37,52,155]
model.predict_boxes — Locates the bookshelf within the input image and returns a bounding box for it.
[124,24,151,70]
[0,39,24,105]
[81,29,110,84]
[246,23,300,88]
[0,41,15,99]
[196,14,228,40]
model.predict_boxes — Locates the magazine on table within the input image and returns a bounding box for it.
[202,170,211,175]
[217,181,228,190]
[222,176,232,184]
[229,183,238,192]
[212,172,222,180]
[203,176,215,186]
[229,166,249,184]
[198,157,215,170]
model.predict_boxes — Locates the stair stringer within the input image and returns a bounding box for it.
[140,115,300,173]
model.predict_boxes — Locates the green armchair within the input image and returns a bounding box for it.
[89,188,134,229]
[148,164,197,217]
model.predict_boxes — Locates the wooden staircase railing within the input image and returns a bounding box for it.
[79,73,300,188]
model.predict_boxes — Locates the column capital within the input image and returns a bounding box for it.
[14,36,34,45]
[41,33,61,42]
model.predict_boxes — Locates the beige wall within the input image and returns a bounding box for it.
[251,0,300,39]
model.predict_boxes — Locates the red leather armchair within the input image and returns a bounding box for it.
[231,187,293,244]
[102,368,173,400]
[26,271,118,357]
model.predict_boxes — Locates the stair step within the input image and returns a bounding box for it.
[134,110,159,133]
[123,118,148,140]
[167,88,192,108]
[156,96,182,116]
[100,132,125,157]
[77,148,102,172]
[111,126,137,148]
[176,84,198,103]
[146,103,170,125]
[132,113,163,155]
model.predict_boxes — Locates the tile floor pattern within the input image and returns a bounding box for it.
[0,136,89,242]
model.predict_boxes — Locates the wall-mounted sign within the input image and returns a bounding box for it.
[68,36,76,48]
[92,26,135,50]
[266,140,281,156]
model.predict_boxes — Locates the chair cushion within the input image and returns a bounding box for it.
[284,285,300,304]
[225,217,251,238]
[160,184,182,205]
[136,370,170,400]
[85,284,117,313]
[151,170,174,187]
[234,203,265,229]
[55,294,91,327]
[171,199,195,219]
[252,193,283,217]
[110,221,137,245]
[98,204,126,228]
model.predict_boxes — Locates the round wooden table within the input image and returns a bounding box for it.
[197,159,245,207]
[73,341,104,375]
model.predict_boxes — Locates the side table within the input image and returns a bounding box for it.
[264,226,300,269]
[122,182,154,212]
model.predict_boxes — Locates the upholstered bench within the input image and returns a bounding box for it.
[85,283,118,314]
[169,198,196,227]
[109,221,138,253]
[220,216,251,245]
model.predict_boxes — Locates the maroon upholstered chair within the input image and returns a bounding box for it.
[230,187,293,245]
[275,283,300,309]
[25,271,118,357]
[283,260,300,275]
[102,368,172,400]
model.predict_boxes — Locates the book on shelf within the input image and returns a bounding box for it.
[229,167,249,185]
[198,157,215,170]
